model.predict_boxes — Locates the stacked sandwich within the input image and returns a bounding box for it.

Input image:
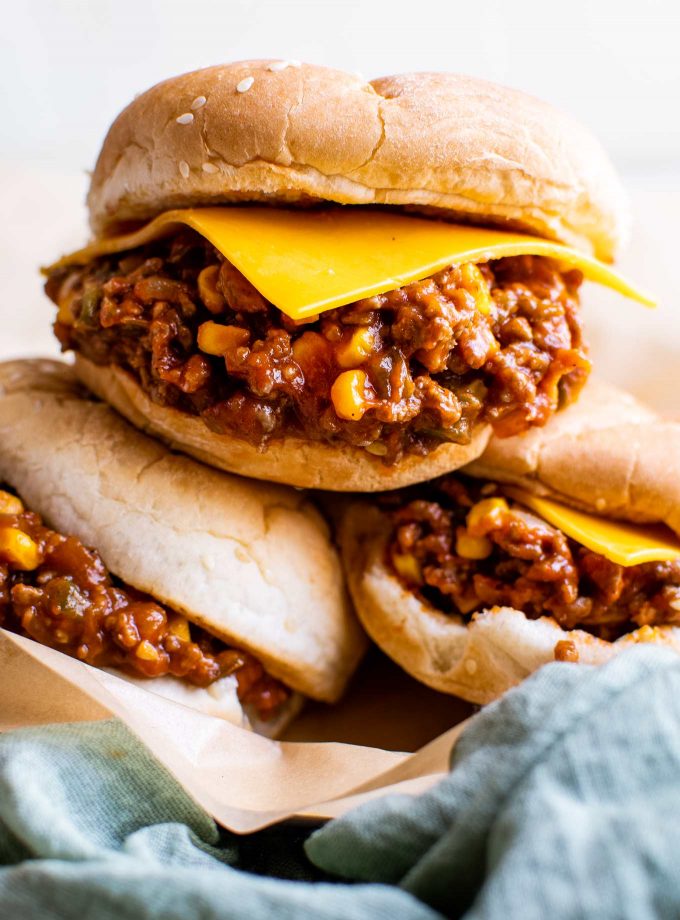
[3,60,679,726]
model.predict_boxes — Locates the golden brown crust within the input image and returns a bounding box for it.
[74,357,491,491]
[465,378,680,537]
[339,502,680,703]
[0,359,367,702]
[88,61,628,260]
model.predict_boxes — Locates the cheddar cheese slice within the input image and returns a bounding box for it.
[504,487,680,567]
[47,207,655,321]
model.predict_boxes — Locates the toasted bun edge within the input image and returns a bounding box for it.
[74,357,491,492]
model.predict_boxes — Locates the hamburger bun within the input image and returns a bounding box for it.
[88,60,628,260]
[0,359,367,715]
[465,378,680,537]
[74,356,491,492]
[339,502,680,705]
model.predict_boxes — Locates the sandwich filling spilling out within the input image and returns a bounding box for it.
[0,488,289,720]
[47,230,589,464]
[386,476,680,653]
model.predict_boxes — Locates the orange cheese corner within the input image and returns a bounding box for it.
[45,207,656,321]
[503,487,680,567]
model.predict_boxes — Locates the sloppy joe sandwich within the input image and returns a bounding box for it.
[44,60,652,491]
[339,388,680,703]
[0,360,366,736]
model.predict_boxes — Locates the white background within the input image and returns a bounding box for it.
[1,0,679,408]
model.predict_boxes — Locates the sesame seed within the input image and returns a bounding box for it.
[176,112,194,125]
[465,658,478,675]
[268,59,302,72]
[202,162,218,174]
[236,76,255,93]
[191,95,207,110]
[178,160,190,178]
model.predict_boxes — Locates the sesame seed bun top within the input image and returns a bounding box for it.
[87,60,629,261]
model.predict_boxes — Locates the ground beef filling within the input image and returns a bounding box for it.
[387,477,680,646]
[0,489,289,720]
[47,231,589,463]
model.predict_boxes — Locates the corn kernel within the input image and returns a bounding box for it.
[391,552,423,584]
[0,527,41,570]
[460,262,493,315]
[168,614,191,643]
[0,491,24,514]
[455,591,482,615]
[197,265,226,314]
[197,321,249,356]
[292,331,329,367]
[135,640,161,662]
[56,282,81,326]
[336,327,376,368]
[330,370,373,421]
[466,497,509,535]
[456,532,493,560]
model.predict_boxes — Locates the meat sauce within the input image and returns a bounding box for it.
[47,231,589,464]
[387,477,680,645]
[0,489,289,719]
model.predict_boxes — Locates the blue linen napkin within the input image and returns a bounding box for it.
[2,646,680,919]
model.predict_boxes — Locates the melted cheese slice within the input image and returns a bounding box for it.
[504,487,680,567]
[48,207,655,320]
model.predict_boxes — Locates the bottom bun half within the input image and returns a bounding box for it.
[74,357,491,492]
[112,670,304,738]
[339,503,680,705]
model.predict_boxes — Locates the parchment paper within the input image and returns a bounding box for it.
[0,630,474,833]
